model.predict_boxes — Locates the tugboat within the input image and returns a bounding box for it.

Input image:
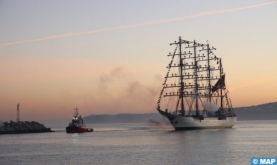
[66,107,93,133]
[157,37,236,130]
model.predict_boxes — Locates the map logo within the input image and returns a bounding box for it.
[251,158,277,165]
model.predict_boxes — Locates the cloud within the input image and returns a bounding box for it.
[94,67,162,113]
[110,67,126,78]
[98,66,127,90]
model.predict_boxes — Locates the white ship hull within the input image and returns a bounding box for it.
[170,116,237,130]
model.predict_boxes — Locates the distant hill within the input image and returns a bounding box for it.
[235,102,277,120]
[83,102,277,123]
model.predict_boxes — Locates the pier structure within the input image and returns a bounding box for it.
[16,103,20,122]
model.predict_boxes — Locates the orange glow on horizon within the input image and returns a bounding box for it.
[229,77,276,92]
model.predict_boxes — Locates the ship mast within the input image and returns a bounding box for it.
[207,44,211,102]
[193,40,199,116]
[220,59,223,109]
[179,37,185,116]
[74,107,78,118]
[158,37,226,116]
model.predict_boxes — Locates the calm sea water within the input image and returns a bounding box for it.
[1,120,277,165]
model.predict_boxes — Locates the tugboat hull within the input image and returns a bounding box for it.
[66,126,93,133]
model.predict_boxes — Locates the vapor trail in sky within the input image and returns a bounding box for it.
[1,1,276,47]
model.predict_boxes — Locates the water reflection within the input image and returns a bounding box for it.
[70,133,80,145]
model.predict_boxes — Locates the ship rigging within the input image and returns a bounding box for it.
[157,37,236,130]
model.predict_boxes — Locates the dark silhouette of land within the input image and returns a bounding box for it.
[0,121,52,134]
[235,102,277,120]
[84,102,277,123]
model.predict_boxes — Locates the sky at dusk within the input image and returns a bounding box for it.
[0,0,277,121]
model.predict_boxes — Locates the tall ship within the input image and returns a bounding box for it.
[157,37,236,130]
[66,107,93,133]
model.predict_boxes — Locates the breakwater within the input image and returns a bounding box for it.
[0,121,52,134]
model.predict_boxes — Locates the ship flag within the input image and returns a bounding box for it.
[212,74,225,92]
